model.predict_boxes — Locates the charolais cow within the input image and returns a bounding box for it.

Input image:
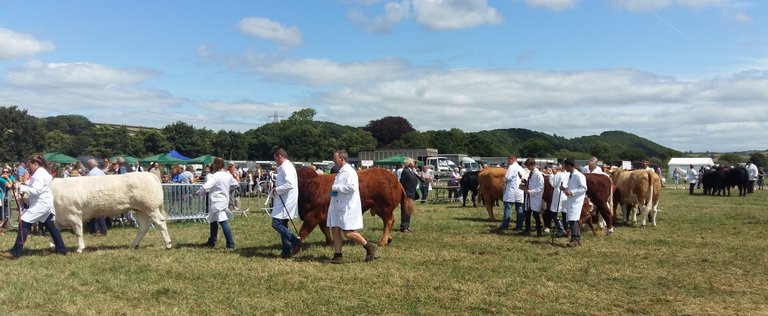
[609,169,661,227]
[460,171,479,207]
[296,168,415,247]
[51,172,172,253]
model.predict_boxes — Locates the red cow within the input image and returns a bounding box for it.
[584,173,615,235]
[296,168,414,247]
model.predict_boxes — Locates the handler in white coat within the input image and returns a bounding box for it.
[326,150,377,264]
[561,159,587,248]
[195,157,239,249]
[2,155,67,260]
[271,148,302,258]
[521,159,544,236]
[499,155,524,231]
[547,165,568,236]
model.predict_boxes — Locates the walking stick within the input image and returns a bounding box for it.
[275,192,300,236]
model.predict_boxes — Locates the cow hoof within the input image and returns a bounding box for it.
[387,237,393,245]
[76,248,84,254]
[165,244,173,249]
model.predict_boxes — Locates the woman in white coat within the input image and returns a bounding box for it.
[326,150,377,264]
[560,159,587,248]
[195,157,239,249]
[1,154,67,260]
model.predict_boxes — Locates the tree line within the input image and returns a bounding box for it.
[7,105,754,167]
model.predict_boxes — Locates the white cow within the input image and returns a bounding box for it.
[52,172,172,253]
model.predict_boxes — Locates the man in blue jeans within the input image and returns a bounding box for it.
[271,148,302,258]
[498,155,524,231]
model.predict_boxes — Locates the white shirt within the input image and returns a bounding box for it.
[526,168,544,212]
[87,167,106,177]
[563,170,588,222]
[19,167,55,223]
[687,168,698,184]
[503,162,524,203]
[549,171,569,213]
[272,160,298,219]
[746,163,758,181]
[326,163,363,230]
[582,165,603,174]
[196,170,239,223]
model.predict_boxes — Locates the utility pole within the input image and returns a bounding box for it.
[267,111,284,123]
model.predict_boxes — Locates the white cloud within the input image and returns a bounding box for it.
[238,17,303,47]
[242,57,420,86]
[525,0,578,11]
[0,28,54,59]
[313,68,768,152]
[348,0,410,33]
[412,0,502,30]
[0,61,182,112]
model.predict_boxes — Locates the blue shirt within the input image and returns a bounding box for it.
[0,175,15,199]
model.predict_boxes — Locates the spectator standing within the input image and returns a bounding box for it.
[270,148,302,258]
[326,150,377,264]
[15,162,27,181]
[148,162,162,180]
[180,165,195,184]
[399,158,418,233]
[561,159,587,248]
[86,159,109,236]
[687,164,698,195]
[498,155,524,231]
[195,157,239,249]
[745,159,758,194]
[117,157,127,174]
[1,167,15,230]
[448,167,462,201]
[1,155,67,259]
[672,168,680,189]
[417,166,432,204]
[758,167,764,190]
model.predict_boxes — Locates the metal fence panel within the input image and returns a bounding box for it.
[162,184,207,222]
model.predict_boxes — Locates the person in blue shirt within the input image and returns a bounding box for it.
[1,167,16,230]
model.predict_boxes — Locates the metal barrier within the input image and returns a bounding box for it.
[162,184,207,222]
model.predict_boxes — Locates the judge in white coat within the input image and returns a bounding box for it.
[195,157,239,249]
[520,159,544,236]
[561,159,587,248]
[499,155,525,231]
[271,148,302,258]
[547,165,568,236]
[2,154,67,260]
[326,150,377,264]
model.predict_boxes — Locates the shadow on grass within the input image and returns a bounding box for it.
[453,217,497,223]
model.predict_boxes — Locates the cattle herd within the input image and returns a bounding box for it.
[18,163,756,255]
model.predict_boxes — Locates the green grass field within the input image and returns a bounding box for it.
[2,186,768,315]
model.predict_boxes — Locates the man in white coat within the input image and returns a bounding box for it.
[687,164,698,195]
[498,155,524,231]
[271,148,302,258]
[2,155,67,259]
[520,159,544,237]
[581,157,603,174]
[547,165,568,237]
[561,159,587,248]
[746,159,758,194]
[327,150,377,264]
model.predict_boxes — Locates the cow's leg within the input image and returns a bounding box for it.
[148,211,173,249]
[379,211,394,246]
[71,219,85,253]
[483,196,495,221]
[130,212,152,249]
[471,190,478,207]
[622,204,630,224]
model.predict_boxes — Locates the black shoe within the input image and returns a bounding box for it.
[517,230,531,236]
[364,243,378,262]
[329,253,343,264]
[567,240,581,248]
[290,244,302,256]
[536,230,542,237]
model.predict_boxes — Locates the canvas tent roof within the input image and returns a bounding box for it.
[668,158,715,166]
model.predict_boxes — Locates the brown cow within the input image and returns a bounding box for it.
[584,173,615,235]
[296,168,415,247]
[609,169,661,227]
[477,167,507,221]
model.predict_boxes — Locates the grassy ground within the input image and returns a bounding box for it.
[1,186,768,315]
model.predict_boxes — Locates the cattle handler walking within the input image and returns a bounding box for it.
[271,148,302,258]
[327,150,377,264]
[2,154,68,260]
[561,159,587,248]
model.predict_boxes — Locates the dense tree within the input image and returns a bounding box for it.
[363,116,415,147]
[590,141,613,161]
[162,121,213,157]
[717,153,743,166]
[87,125,140,158]
[135,129,171,156]
[749,152,766,168]
[212,130,247,160]
[42,115,94,136]
[0,106,47,162]
[45,130,72,153]
[619,148,647,162]
[519,138,550,158]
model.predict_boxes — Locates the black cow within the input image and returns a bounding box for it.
[701,170,724,196]
[724,167,748,197]
[701,167,748,196]
[460,171,479,207]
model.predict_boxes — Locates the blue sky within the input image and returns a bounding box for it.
[1,0,766,153]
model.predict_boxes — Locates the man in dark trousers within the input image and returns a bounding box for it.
[399,158,419,233]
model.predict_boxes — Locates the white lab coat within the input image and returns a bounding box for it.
[526,168,544,212]
[582,165,603,174]
[563,170,588,222]
[503,162,524,203]
[549,171,568,213]
[327,163,363,230]
[19,167,54,223]
[196,170,239,223]
[747,163,758,181]
[272,160,298,219]
[687,168,698,184]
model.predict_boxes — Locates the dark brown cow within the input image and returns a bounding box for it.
[296,168,415,247]
[584,173,615,235]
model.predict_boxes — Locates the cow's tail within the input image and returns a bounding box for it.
[401,186,416,216]
[644,171,654,212]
